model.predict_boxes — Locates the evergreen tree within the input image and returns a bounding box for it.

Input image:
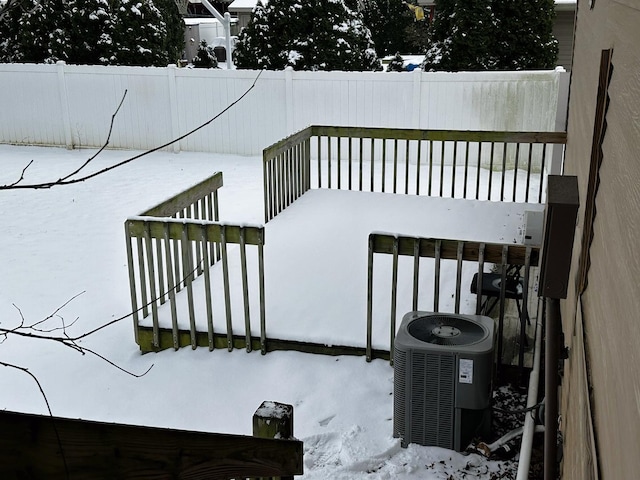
[423,0,495,72]
[110,0,168,66]
[386,52,405,72]
[0,0,185,66]
[0,0,72,63]
[192,39,217,68]
[491,0,558,70]
[423,0,558,72]
[347,0,415,56]
[234,0,381,71]
[154,0,186,64]
[68,0,113,65]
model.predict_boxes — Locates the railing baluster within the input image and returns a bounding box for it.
[220,225,233,352]
[155,237,165,304]
[500,143,507,201]
[451,141,457,198]
[164,223,179,350]
[439,140,445,197]
[525,143,533,203]
[412,237,420,311]
[194,200,203,275]
[393,138,398,194]
[327,136,332,189]
[475,142,482,200]
[358,137,364,191]
[404,139,410,195]
[512,143,521,202]
[488,141,495,200]
[182,226,197,350]
[366,234,374,362]
[463,141,470,199]
[369,138,375,192]
[144,223,160,348]
[200,225,214,351]
[454,241,464,313]
[337,136,342,189]
[476,243,485,315]
[390,236,399,364]
[428,139,434,196]
[258,230,267,355]
[415,139,422,195]
[137,236,149,317]
[381,138,387,193]
[240,228,252,353]
[125,226,139,344]
[348,137,353,191]
[539,144,548,203]
[317,135,322,189]
[434,239,441,311]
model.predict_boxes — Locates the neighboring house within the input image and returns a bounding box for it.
[556,1,640,479]
[183,17,238,63]
[227,0,262,29]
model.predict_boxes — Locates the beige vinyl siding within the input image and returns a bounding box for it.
[561,0,640,478]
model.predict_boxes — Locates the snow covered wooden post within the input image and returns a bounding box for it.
[253,401,294,441]
[253,401,295,480]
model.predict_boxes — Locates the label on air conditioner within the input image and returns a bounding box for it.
[459,358,474,384]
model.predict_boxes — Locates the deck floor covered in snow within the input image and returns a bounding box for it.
[143,187,543,353]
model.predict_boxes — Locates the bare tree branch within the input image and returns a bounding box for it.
[0,70,263,191]
[56,90,128,183]
[6,159,34,187]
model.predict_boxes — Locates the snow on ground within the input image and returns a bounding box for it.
[0,144,520,478]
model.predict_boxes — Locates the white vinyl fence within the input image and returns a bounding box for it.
[0,62,568,156]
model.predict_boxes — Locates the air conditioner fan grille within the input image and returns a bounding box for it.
[407,314,487,346]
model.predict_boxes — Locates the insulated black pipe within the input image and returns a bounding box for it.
[544,297,561,480]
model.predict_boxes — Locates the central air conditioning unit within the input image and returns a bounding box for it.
[393,311,495,451]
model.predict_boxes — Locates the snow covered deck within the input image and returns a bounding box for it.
[135,187,543,357]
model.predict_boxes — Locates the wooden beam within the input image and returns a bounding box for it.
[369,234,540,266]
[309,126,567,145]
[141,172,223,217]
[137,326,391,360]
[0,410,303,479]
[126,219,265,245]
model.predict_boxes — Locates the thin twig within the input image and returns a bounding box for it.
[56,91,128,183]
[6,159,34,187]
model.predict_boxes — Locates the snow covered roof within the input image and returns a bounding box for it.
[228,0,267,13]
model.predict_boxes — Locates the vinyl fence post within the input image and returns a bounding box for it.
[56,61,73,149]
[285,66,294,135]
[411,67,422,128]
[167,64,181,153]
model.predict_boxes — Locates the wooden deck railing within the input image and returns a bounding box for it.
[1,405,303,479]
[366,233,540,371]
[263,126,566,221]
[125,172,267,353]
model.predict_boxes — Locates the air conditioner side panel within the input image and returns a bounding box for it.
[455,350,495,410]
[394,347,456,449]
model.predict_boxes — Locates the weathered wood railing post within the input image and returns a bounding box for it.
[253,401,296,480]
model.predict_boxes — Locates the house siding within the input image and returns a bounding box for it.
[560,0,640,478]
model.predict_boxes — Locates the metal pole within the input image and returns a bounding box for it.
[544,297,560,480]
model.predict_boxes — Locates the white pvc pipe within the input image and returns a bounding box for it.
[516,297,544,480]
